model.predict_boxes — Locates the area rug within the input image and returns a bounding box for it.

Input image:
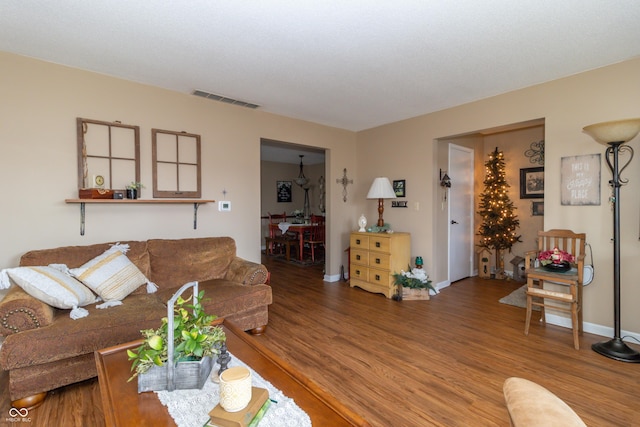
[499,285,539,310]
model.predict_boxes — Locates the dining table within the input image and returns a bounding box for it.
[278,222,321,261]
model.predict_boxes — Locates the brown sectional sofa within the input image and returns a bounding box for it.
[0,237,271,407]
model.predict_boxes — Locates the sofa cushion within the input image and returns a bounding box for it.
[147,237,236,288]
[1,266,98,318]
[69,243,152,302]
[0,293,168,370]
[20,241,150,278]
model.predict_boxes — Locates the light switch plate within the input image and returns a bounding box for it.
[218,201,231,212]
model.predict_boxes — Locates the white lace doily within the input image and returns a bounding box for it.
[155,352,312,427]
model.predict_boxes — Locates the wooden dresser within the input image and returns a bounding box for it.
[349,231,411,298]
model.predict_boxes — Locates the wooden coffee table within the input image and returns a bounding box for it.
[95,320,370,427]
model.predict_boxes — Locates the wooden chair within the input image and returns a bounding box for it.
[303,222,325,262]
[265,212,298,259]
[524,229,586,350]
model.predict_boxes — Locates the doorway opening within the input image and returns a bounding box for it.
[436,118,545,286]
[260,139,327,270]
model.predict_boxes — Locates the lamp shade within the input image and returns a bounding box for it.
[583,118,640,145]
[367,177,396,199]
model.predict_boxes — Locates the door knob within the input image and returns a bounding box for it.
[451,220,458,224]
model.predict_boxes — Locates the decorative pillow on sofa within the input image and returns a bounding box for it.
[69,243,157,307]
[0,265,97,319]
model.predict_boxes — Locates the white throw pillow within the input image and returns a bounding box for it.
[0,265,97,319]
[69,243,156,305]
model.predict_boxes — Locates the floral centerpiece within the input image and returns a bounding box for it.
[538,247,575,272]
[393,266,435,300]
[291,209,304,222]
[127,288,226,391]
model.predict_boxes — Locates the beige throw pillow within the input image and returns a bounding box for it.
[69,243,156,305]
[0,265,97,319]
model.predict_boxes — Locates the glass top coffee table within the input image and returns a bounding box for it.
[95,320,369,427]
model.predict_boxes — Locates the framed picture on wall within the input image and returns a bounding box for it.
[393,179,406,197]
[532,201,544,216]
[277,181,292,203]
[520,167,544,199]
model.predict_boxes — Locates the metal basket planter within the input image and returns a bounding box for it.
[136,281,223,393]
[138,354,214,392]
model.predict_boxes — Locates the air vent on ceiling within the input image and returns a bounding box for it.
[192,90,260,109]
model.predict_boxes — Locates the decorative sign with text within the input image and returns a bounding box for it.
[561,154,601,205]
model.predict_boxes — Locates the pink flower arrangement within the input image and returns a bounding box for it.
[538,247,575,266]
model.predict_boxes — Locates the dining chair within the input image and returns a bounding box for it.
[266,212,297,258]
[524,229,586,349]
[303,222,325,262]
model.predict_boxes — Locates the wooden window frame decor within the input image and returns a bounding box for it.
[152,128,202,198]
[277,181,292,203]
[77,117,140,191]
[519,167,544,199]
[532,201,544,216]
[392,179,406,198]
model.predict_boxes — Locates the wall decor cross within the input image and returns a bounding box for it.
[336,168,353,202]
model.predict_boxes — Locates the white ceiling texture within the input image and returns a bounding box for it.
[2,1,639,162]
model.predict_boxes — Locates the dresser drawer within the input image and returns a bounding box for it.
[369,267,393,287]
[350,265,369,282]
[369,236,391,253]
[350,234,370,249]
[350,248,369,266]
[368,252,391,270]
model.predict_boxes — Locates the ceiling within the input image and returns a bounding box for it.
[2,1,639,133]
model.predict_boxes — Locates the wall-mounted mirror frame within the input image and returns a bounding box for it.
[76,117,140,190]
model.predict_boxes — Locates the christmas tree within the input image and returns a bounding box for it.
[477,147,521,276]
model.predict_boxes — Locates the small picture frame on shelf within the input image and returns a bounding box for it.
[393,180,406,198]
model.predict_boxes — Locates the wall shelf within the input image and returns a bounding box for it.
[65,199,215,235]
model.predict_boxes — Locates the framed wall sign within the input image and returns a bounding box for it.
[560,154,601,206]
[277,181,292,203]
[520,167,544,199]
[393,179,406,197]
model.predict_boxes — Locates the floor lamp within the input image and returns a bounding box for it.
[583,118,640,362]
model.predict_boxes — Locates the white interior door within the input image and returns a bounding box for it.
[448,144,474,282]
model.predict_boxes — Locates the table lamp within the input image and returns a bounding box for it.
[367,177,396,227]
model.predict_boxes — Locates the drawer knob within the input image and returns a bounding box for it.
[356,239,361,245]
[356,255,361,260]
[375,242,381,248]
[375,274,380,281]
[375,258,380,264]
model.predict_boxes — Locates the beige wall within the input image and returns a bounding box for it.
[357,57,640,336]
[3,50,640,337]
[0,52,356,280]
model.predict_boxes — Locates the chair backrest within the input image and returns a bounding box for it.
[537,229,586,260]
[310,214,325,226]
[308,224,325,242]
[268,212,288,224]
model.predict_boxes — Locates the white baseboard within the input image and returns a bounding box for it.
[546,313,640,342]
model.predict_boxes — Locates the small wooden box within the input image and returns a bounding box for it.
[79,188,114,199]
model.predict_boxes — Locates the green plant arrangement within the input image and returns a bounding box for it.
[393,266,435,291]
[126,181,145,190]
[127,289,225,382]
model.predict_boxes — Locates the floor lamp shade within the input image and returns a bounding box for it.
[367,177,396,227]
[583,117,640,362]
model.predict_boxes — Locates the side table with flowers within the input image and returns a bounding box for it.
[538,247,575,272]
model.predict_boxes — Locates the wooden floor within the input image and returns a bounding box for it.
[2,256,639,426]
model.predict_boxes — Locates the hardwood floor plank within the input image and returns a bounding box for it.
[1,255,638,426]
